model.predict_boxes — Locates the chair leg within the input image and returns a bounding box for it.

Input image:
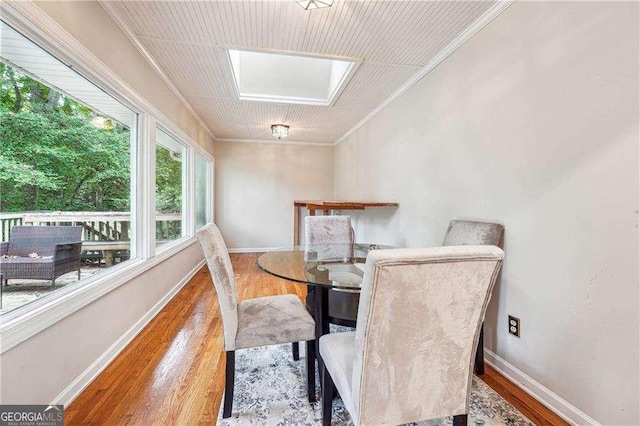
[223,350,235,419]
[306,340,316,402]
[51,278,56,288]
[322,364,334,426]
[453,414,468,426]
[292,341,300,361]
[475,325,485,375]
[78,269,81,280]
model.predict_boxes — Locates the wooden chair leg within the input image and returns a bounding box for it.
[292,341,300,361]
[306,340,316,402]
[453,414,468,425]
[322,364,334,426]
[223,350,235,419]
[475,325,485,375]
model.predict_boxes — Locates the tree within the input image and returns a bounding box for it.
[1,62,182,224]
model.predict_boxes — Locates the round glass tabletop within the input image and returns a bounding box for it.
[257,243,394,290]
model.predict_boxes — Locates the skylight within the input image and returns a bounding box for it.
[227,49,359,106]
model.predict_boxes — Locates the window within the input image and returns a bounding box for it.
[0,21,137,313]
[0,11,215,349]
[227,49,359,106]
[155,128,186,247]
[195,152,212,229]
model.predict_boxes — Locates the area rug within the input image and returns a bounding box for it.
[217,339,533,425]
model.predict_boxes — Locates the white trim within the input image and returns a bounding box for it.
[216,138,333,147]
[484,349,600,425]
[186,141,196,237]
[99,1,217,141]
[0,238,197,354]
[334,0,515,146]
[51,259,205,406]
[228,247,284,254]
[137,114,156,259]
[219,44,363,64]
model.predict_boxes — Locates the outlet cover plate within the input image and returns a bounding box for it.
[508,315,520,337]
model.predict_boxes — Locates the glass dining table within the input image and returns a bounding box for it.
[257,243,394,376]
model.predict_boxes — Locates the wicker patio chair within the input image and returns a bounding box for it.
[0,226,83,287]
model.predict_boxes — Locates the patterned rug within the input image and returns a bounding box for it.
[218,339,533,425]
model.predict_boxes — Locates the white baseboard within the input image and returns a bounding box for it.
[51,259,206,407]
[484,349,599,425]
[228,247,284,253]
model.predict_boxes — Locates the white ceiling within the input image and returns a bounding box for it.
[101,1,503,144]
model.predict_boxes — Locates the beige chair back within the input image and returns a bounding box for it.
[442,220,504,247]
[352,245,504,425]
[196,223,238,351]
[304,215,354,261]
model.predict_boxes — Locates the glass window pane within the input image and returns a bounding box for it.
[155,128,185,247]
[195,153,211,229]
[0,21,136,314]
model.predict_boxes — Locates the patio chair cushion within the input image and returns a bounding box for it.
[0,226,83,283]
[0,256,56,281]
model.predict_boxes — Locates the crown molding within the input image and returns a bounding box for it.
[99,1,217,142]
[334,0,515,146]
[216,138,333,147]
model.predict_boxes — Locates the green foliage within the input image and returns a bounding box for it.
[155,146,182,213]
[0,63,182,215]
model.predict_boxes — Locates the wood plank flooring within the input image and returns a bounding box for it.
[66,253,567,425]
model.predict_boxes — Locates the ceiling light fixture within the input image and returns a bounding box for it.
[271,124,289,139]
[296,0,333,10]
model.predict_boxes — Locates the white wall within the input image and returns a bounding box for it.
[0,244,203,404]
[0,1,213,404]
[334,2,639,424]
[215,142,333,249]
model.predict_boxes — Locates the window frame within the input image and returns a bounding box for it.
[194,150,214,231]
[0,4,215,353]
[155,124,190,254]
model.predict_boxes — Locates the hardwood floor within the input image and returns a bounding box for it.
[66,253,567,425]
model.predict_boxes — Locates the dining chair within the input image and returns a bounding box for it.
[195,223,317,419]
[442,219,504,374]
[320,245,504,426]
[304,215,359,327]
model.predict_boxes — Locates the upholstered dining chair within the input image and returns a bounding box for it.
[320,246,504,426]
[443,219,504,374]
[304,215,359,326]
[196,223,317,419]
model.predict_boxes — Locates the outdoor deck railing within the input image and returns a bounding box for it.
[0,212,182,243]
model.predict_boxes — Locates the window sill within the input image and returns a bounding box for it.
[0,236,198,354]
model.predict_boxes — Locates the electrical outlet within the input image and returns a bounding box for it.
[508,315,520,337]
